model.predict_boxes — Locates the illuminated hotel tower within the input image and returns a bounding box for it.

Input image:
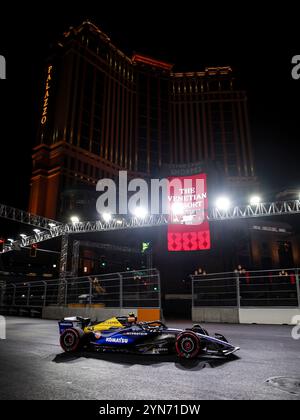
[29,21,256,220]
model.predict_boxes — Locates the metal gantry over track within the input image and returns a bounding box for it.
[0,203,62,230]
[1,199,300,305]
[1,200,300,252]
[209,200,300,220]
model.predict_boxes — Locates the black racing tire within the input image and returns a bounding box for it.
[60,327,84,352]
[175,331,201,359]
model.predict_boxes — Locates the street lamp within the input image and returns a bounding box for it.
[33,229,41,234]
[20,234,27,238]
[216,196,231,211]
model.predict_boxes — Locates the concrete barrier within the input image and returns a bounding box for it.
[192,307,239,323]
[239,308,300,325]
[192,307,300,325]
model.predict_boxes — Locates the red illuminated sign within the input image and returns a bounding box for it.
[167,173,211,251]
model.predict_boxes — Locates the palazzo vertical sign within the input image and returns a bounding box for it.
[41,65,53,125]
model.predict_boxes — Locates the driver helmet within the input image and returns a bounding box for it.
[127,312,137,323]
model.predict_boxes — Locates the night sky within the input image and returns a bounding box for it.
[0,2,299,212]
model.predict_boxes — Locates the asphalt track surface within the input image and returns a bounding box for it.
[0,317,299,400]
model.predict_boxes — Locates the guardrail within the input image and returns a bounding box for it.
[0,269,161,315]
[191,268,300,308]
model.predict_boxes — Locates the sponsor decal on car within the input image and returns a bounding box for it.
[105,337,129,344]
[85,317,124,332]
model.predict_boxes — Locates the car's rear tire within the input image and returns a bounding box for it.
[175,331,201,359]
[60,327,84,352]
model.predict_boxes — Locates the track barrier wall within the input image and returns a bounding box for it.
[191,268,300,325]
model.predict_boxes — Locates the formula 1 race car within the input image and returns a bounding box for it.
[58,314,239,359]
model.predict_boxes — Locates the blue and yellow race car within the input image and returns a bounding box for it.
[58,314,239,359]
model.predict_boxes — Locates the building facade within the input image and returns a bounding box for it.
[29,21,256,220]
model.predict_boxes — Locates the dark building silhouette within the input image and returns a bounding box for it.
[29,20,256,220]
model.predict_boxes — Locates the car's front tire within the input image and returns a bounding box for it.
[60,327,84,352]
[175,331,201,359]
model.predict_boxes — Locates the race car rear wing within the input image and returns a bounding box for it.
[58,317,91,334]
